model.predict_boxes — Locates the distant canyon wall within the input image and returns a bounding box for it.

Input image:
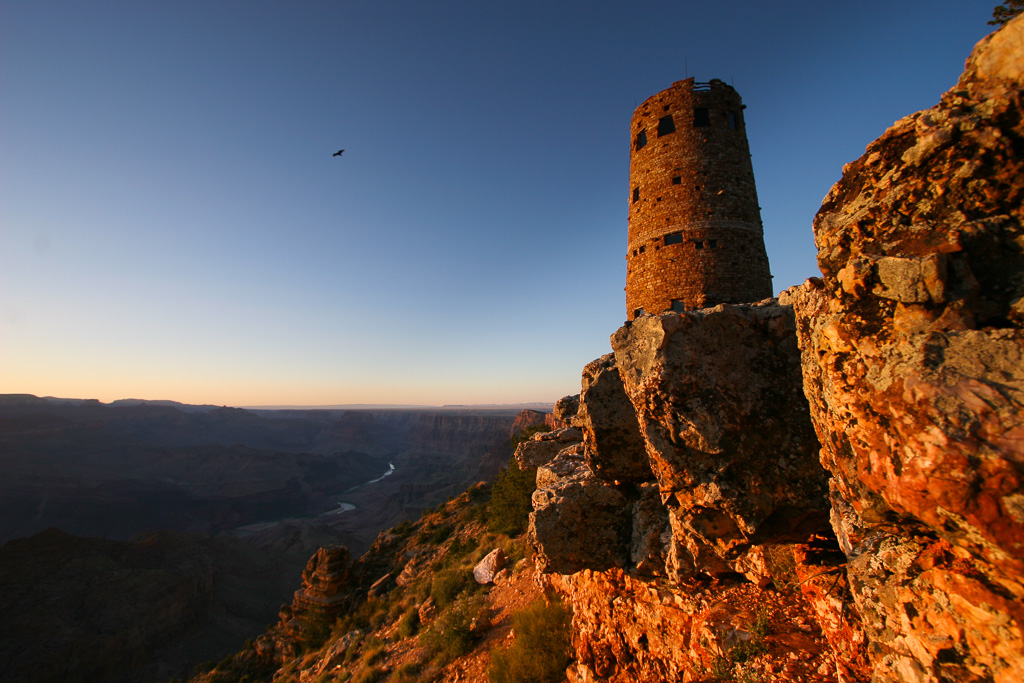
[0,400,516,544]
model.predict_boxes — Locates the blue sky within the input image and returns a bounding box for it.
[0,1,996,406]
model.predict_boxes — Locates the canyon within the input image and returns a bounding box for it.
[4,15,1022,683]
[0,396,522,681]
[186,16,1022,683]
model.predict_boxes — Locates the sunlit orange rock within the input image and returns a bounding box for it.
[791,15,1024,682]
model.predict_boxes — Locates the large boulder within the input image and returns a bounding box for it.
[611,303,829,578]
[530,456,632,574]
[791,16,1024,683]
[473,548,507,585]
[553,394,581,424]
[513,427,583,470]
[576,353,652,483]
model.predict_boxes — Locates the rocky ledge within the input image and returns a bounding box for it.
[530,16,1023,683]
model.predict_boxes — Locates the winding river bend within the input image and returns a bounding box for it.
[322,462,396,515]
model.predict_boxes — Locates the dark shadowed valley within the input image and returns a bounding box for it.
[0,394,529,681]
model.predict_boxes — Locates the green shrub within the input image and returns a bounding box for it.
[337,596,387,633]
[351,666,385,683]
[428,522,454,544]
[487,599,572,683]
[299,612,332,651]
[488,454,537,536]
[449,534,479,560]
[430,568,474,610]
[488,426,552,536]
[730,606,773,664]
[397,607,419,638]
[386,661,423,682]
[750,606,773,640]
[729,637,766,664]
[360,638,386,666]
[708,655,733,680]
[423,595,486,666]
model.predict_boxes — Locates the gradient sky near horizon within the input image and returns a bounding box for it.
[0,1,997,407]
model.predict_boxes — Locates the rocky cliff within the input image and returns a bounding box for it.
[530,16,1023,683]
[0,402,518,682]
[787,16,1024,682]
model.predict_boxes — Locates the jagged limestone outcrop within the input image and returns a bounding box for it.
[788,15,1024,683]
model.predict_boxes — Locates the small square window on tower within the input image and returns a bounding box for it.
[632,187,640,203]
[693,240,704,249]
[672,176,681,185]
[657,115,676,137]
[694,107,710,127]
[634,308,645,318]
[634,130,647,150]
[664,232,683,246]
[671,299,686,312]
[708,239,718,248]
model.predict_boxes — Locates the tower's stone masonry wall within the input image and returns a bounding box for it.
[625,78,773,319]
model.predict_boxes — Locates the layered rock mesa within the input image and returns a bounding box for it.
[530,17,1023,683]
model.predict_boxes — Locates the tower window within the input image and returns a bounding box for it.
[638,245,645,254]
[634,130,647,150]
[634,308,645,317]
[632,187,640,203]
[727,111,738,130]
[708,239,718,248]
[657,115,676,137]
[672,176,681,184]
[671,299,687,312]
[694,107,710,127]
[693,240,704,249]
[664,232,683,246]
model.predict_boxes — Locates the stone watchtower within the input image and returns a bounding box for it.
[625,78,773,320]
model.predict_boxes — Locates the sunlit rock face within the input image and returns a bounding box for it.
[530,454,632,574]
[611,303,829,581]
[531,302,848,680]
[791,15,1024,683]
[513,426,583,470]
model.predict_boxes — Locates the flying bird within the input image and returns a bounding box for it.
[333,149,344,157]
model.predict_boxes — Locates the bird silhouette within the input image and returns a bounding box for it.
[333,149,344,157]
